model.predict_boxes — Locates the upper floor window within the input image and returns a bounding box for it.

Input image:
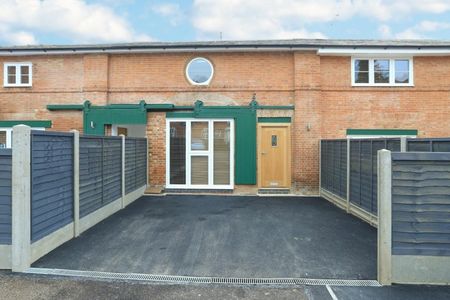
[3,62,32,87]
[351,58,413,87]
[186,57,214,85]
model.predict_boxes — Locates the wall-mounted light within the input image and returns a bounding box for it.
[306,123,312,131]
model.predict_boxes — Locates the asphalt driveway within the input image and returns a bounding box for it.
[33,195,377,279]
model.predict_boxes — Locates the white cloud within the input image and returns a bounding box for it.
[0,0,152,45]
[378,24,392,38]
[152,3,184,26]
[192,0,450,40]
[396,20,450,39]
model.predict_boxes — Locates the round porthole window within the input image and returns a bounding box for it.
[186,57,214,85]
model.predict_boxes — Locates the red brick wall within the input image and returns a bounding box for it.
[147,112,166,187]
[1,51,449,194]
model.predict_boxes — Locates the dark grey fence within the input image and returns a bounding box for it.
[79,136,122,218]
[125,138,147,194]
[391,152,450,256]
[349,138,400,215]
[0,149,12,245]
[320,140,347,199]
[31,131,74,242]
[407,138,450,152]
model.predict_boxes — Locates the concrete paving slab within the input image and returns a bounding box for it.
[33,196,376,279]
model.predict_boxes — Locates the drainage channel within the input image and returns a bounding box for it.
[26,268,381,287]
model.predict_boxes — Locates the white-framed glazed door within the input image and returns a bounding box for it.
[166,118,234,189]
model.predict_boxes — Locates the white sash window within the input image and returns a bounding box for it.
[166,119,234,189]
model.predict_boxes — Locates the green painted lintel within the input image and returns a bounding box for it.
[0,120,52,128]
[258,117,291,123]
[256,105,295,110]
[47,104,84,111]
[347,129,418,136]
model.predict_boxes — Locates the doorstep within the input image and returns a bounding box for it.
[257,188,291,195]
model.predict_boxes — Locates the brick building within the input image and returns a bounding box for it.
[1,39,449,195]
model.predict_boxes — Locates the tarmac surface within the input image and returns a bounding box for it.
[34,195,377,279]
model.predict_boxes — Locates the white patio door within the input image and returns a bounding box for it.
[166,119,234,189]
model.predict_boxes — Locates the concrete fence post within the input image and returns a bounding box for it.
[400,137,407,152]
[146,137,149,187]
[318,141,322,197]
[71,130,80,237]
[377,149,392,285]
[11,125,31,272]
[121,135,126,208]
[346,138,351,213]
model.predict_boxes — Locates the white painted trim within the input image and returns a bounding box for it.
[185,57,214,85]
[0,47,319,57]
[318,48,450,56]
[166,118,234,190]
[3,62,32,87]
[79,197,122,234]
[351,57,414,87]
[30,222,74,263]
[0,245,11,269]
[0,127,44,149]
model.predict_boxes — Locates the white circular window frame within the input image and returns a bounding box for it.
[185,57,214,86]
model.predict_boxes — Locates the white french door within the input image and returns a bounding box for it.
[166,118,234,189]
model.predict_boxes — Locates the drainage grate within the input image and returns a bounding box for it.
[25,268,381,287]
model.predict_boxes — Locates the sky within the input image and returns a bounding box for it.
[1,0,450,46]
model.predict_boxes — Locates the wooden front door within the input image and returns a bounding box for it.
[258,124,291,188]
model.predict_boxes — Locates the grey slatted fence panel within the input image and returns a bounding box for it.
[407,138,450,152]
[79,137,103,218]
[320,140,347,199]
[135,138,147,188]
[102,138,122,204]
[79,136,123,218]
[349,138,400,215]
[125,139,136,193]
[392,153,450,256]
[0,149,12,245]
[31,131,74,242]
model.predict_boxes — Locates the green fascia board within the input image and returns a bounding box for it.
[0,120,52,128]
[347,129,418,136]
[83,106,147,135]
[256,105,295,110]
[166,108,257,185]
[145,104,175,110]
[47,104,84,111]
[258,117,291,123]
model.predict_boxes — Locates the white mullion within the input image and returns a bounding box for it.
[409,58,414,86]
[17,65,21,85]
[186,121,192,186]
[208,121,214,186]
[369,59,374,84]
[6,129,12,148]
[389,59,395,85]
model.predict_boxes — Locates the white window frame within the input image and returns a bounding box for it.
[165,118,235,189]
[3,62,33,87]
[185,57,214,86]
[0,127,45,148]
[351,57,414,87]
